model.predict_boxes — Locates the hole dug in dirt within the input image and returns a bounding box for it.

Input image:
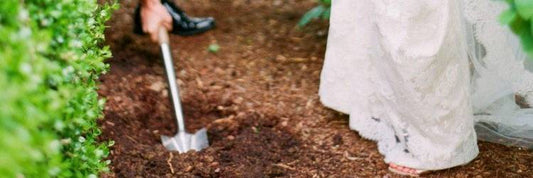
[202,112,302,177]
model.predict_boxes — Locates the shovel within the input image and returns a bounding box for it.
[157,27,209,153]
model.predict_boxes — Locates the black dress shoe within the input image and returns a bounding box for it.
[134,0,215,36]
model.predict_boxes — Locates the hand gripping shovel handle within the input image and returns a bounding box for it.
[158,27,170,45]
[159,27,186,132]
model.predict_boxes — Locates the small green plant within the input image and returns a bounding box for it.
[0,0,117,177]
[501,0,533,59]
[208,43,221,53]
[298,0,331,27]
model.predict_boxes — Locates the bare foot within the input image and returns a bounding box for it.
[389,163,428,176]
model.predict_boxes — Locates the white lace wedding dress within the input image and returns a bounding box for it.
[319,0,533,170]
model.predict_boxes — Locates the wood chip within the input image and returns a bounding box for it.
[167,153,174,174]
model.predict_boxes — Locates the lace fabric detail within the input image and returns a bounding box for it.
[320,0,533,170]
[463,0,533,148]
[320,0,479,170]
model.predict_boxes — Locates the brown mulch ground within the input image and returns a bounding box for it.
[98,0,533,177]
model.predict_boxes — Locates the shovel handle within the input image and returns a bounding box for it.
[158,27,170,45]
[159,27,186,133]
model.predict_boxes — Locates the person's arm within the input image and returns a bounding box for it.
[140,0,172,42]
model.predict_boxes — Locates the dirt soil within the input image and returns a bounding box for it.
[98,0,533,177]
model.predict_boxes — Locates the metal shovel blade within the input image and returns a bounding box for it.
[161,128,209,153]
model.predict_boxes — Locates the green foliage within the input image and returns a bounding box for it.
[298,0,331,27]
[0,0,117,177]
[208,43,220,53]
[501,0,533,59]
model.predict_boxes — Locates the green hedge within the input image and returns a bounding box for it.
[0,0,117,177]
